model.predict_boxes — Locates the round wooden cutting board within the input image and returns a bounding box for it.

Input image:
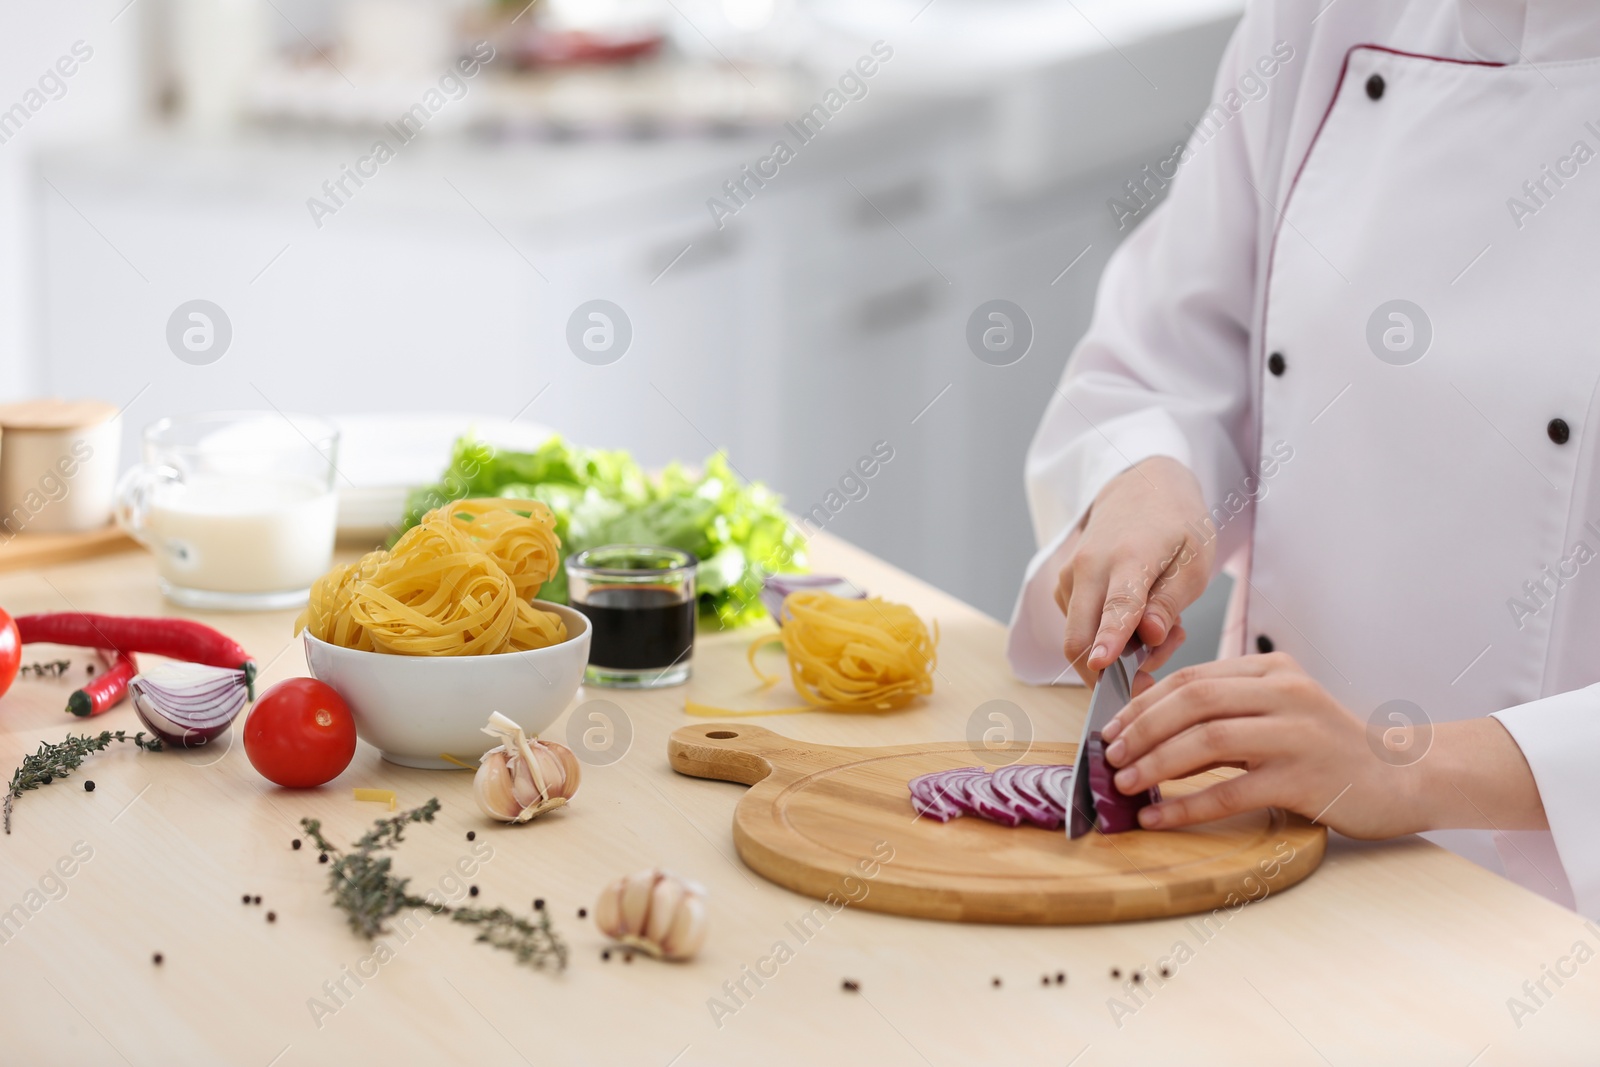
[668,723,1327,924]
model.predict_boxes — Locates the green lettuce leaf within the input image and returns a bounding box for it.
[399,435,806,626]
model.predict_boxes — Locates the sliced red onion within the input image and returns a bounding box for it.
[130,662,250,748]
[992,764,1061,829]
[1037,765,1075,813]
[909,767,984,821]
[966,777,1027,827]
[908,764,1087,830]
[760,575,866,624]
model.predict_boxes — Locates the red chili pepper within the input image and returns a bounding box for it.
[14,613,256,698]
[68,649,137,718]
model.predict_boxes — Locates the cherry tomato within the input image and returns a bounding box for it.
[0,609,19,700]
[244,678,357,788]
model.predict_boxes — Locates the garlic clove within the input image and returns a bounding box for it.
[551,742,582,800]
[661,893,709,961]
[645,876,687,947]
[595,879,623,938]
[474,748,522,821]
[619,868,657,935]
[509,753,543,809]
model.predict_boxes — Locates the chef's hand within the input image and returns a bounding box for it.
[1056,456,1214,687]
[1098,653,1549,839]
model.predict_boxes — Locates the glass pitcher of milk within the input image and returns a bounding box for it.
[115,412,340,610]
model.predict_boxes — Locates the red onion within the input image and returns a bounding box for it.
[1086,733,1159,833]
[1037,765,1075,813]
[761,575,865,624]
[908,767,983,822]
[910,764,1075,828]
[129,662,251,748]
[993,764,1061,829]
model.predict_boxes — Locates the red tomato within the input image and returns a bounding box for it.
[244,678,357,788]
[0,609,19,700]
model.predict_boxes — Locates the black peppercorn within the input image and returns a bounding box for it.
[1041,976,1050,986]
[83,780,95,792]
[469,886,479,897]
[1132,971,1144,984]
[992,977,1002,988]
[602,949,612,961]
[842,980,860,992]
[466,831,476,841]
[152,953,163,965]
[267,912,276,923]
[1111,967,1121,979]
[242,894,250,905]
[292,839,302,850]
[533,898,545,910]
[253,896,261,905]
[1056,972,1065,985]
[578,907,588,919]
[319,853,329,864]
[1159,967,1171,978]
[40,775,51,785]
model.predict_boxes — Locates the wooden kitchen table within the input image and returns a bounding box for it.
[1,536,1596,1066]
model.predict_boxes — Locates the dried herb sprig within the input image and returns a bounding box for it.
[5,730,163,833]
[301,799,441,938]
[450,906,566,969]
[300,799,566,972]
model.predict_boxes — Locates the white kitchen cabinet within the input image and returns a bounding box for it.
[30,8,1239,627]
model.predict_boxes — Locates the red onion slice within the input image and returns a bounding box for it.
[992,764,1061,829]
[908,764,1081,829]
[965,777,1026,827]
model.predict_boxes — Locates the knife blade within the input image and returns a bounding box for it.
[1068,642,1150,840]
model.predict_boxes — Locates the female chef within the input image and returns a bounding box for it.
[1008,0,1600,915]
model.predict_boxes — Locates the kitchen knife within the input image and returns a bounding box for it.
[1068,642,1151,840]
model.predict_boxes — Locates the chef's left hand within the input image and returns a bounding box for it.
[1100,653,1421,839]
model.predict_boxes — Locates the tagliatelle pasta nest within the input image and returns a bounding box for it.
[760,590,938,711]
[295,499,568,656]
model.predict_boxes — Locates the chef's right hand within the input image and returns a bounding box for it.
[1055,456,1215,687]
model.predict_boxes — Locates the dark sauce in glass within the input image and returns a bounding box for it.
[574,585,695,670]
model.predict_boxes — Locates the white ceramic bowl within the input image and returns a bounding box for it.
[302,601,591,768]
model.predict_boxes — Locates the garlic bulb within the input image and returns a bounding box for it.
[474,711,581,822]
[594,869,709,961]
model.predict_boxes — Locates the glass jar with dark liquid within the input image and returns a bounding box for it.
[567,545,697,688]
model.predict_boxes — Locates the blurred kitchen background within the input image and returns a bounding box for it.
[0,0,1240,657]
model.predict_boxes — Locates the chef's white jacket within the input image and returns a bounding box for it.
[1009,0,1600,917]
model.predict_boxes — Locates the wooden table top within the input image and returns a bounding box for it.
[0,536,1594,1066]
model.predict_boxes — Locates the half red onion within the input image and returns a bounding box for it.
[1086,732,1160,833]
[130,662,251,748]
[760,575,865,625]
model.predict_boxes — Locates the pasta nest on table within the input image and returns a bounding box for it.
[768,590,938,711]
[296,498,568,656]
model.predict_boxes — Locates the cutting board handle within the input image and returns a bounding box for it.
[668,723,838,787]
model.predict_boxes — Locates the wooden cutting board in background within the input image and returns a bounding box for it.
[669,724,1327,924]
[0,524,134,573]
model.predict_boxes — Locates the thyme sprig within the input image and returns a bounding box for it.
[5,730,163,834]
[300,799,566,972]
[450,905,566,969]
